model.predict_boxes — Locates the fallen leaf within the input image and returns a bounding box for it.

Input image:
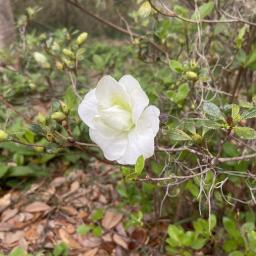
[113,234,128,250]
[24,202,51,213]
[83,248,99,256]
[4,230,24,245]
[0,193,11,212]
[1,208,18,222]
[59,228,81,249]
[102,210,123,230]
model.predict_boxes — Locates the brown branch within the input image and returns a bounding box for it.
[66,0,168,56]
[148,0,256,27]
[218,153,256,163]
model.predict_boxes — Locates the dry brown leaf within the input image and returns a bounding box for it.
[1,208,18,222]
[113,234,128,250]
[59,228,81,249]
[83,248,99,256]
[4,230,24,245]
[78,236,102,248]
[70,181,80,192]
[0,193,11,212]
[24,202,51,213]
[0,223,12,232]
[61,206,78,216]
[50,177,66,188]
[102,210,123,230]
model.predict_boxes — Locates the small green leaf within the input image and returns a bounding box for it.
[0,164,9,178]
[231,104,241,123]
[203,102,224,120]
[169,60,183,73]
[241,108,256,119]
[76,224,92,235]
[92,226,103,237]
[135,155,145,175]
[9,248,27,256]
[53,242,69,256]
[169,129,192,141]
[167,225,184,246]
[192,1,214,20]
[191,237,207,250]
[91,208,104,222]
[234,126,256,140]
[228,251,244,256]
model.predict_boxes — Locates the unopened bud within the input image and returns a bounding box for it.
[76,32,88,46]
[60,101,69,114]
[63,48,75,59]
[55,61,64,70]
[0,130,8,141]
[185,71,198,81]
[34,146,44,153]
[51,111,66,121]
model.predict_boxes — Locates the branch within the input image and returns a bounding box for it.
[66,0,168,56]
[218,153,256,163]
[148,0,256,27]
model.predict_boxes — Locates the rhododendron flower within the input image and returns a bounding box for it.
[78,75,160,165]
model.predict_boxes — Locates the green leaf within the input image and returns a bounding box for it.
[53,242,69,256]
[76,224,92,235]
[241,108,256,119]
[203,102,224,120]
[0,164,9,178]
[234,126,256,140]
[235,25,248,49]
[167,83,190,104]
[231,104,241,122]
[228,251,244,256]
[135,155,145,175]
[246,48,256,69]
[191,237,207,250]
[169,129,192,141]
[169,60,183,73]
[9,248,27,256]
[192,1,214,20]
[92,226,103,237]
[167,225,184,247]
[223,217,241,240]
[91,208,104,222]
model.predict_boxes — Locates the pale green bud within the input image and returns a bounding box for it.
[76,32,88,46]
[185,71,198,81]
[0,130,8,141]
[51,111,66,121]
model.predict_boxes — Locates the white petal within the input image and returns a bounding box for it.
[139,105,160,136]
[96,75,130,108]
[99,105,133,131]
[89,119,128,161]
[119,75,149,122]
[78,89,98,129]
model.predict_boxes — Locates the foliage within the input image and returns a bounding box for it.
[0,0,256,255]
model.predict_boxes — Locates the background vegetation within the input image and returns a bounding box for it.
[0,0,256,255]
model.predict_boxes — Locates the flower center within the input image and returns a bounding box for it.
[98,96,134,131]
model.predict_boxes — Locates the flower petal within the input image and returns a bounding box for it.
[78,89,98,129]
[96,75,130,108]
[139,105,160,136]
[89,118,128,161]
[116,105,160,165]
[119,75,149,122]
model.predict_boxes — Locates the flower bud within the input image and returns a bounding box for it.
[0,130,8,141]
[29,82,36,90]
[192,134,202,143]
[55,61,64,70]
[51,111,66,121]
[76,32,88,46]
[60,101,69,114]
[185,71,198,81]
[63,49,75,59]
[34,146,44,153]
[35,113,46,125]
[33,52,50,69]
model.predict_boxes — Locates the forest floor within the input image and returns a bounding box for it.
[0,162,168,256]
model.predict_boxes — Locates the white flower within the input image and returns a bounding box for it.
[78,75,160,165]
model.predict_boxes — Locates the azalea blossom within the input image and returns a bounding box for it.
[78,75,160,165]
